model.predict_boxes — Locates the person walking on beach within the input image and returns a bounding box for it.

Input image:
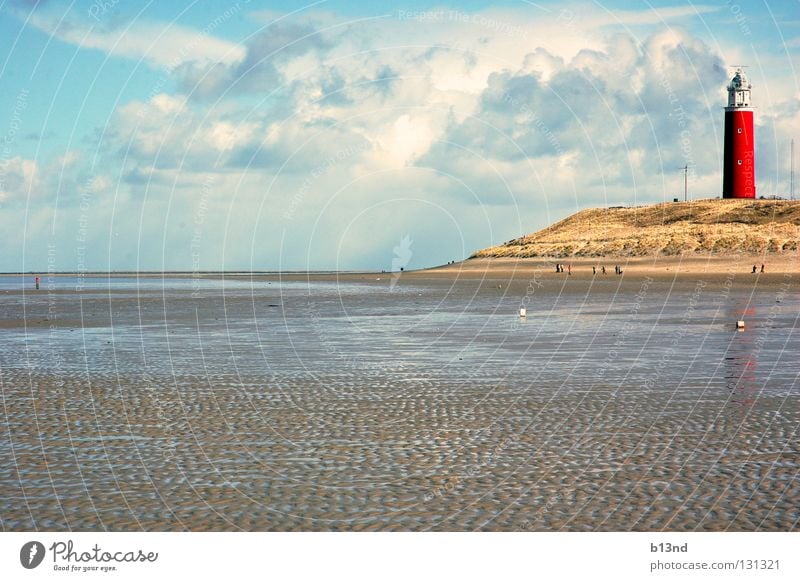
[752,265,757,274]
[601,266,606,275]
[567,264,572,275]
[761,264,765,273]
[592,266,596,275]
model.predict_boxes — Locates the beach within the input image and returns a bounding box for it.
[1,255,798,531]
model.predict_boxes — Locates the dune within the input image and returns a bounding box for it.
[472,199,800,259]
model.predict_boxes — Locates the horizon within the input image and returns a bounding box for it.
[1,0,798,272]
[3,194,798,275]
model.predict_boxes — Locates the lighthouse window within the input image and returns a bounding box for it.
[738,160,743,165]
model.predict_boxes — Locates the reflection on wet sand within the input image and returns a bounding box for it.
[0,274,798,531]
[726,305,759,414]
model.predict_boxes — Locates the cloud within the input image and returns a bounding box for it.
[5,3,798,271]
[591,4,721,27]
[105,89,374,181]
[417,27,728,214]
[0,156,39,204]
[95,8,795,267]
[176,20,332,100]
[0,149,115,211]
[25,10,245,70]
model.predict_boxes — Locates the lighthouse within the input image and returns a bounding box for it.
[722,68,756,198]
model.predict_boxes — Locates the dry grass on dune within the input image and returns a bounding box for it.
[473,199,800,259]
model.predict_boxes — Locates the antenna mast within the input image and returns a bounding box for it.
[789,138,794,200]
[679,165,689,201]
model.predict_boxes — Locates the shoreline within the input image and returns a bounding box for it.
[2,253,798,282]
[2,252,798,531]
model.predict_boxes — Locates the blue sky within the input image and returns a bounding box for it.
[1,0,798,271]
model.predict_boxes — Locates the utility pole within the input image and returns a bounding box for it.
[791,138,795,200]
[679,164,689,201]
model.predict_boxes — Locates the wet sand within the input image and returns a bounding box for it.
[1,256,799,531]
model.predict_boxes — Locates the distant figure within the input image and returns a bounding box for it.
[601,266,606,275]
[555,264,560,273]
[760,264,765,273]
[35,276,40,290]
[752,265,757,274]
[567,264,572,275]
[592,266,596,275]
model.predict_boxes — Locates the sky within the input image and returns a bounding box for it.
[0,0,798,272]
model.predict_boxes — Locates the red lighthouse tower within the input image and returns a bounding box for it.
[722,68,756,198]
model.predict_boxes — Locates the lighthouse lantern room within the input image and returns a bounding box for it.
[722,68,756,198]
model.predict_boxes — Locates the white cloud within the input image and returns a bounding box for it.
[98,7,795,266]
[0,157,39,204]
[374,114,438,168]
[26,12,245,69]
[207,121,260,152]
[591,4,721,27]
[6,3,798,271]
